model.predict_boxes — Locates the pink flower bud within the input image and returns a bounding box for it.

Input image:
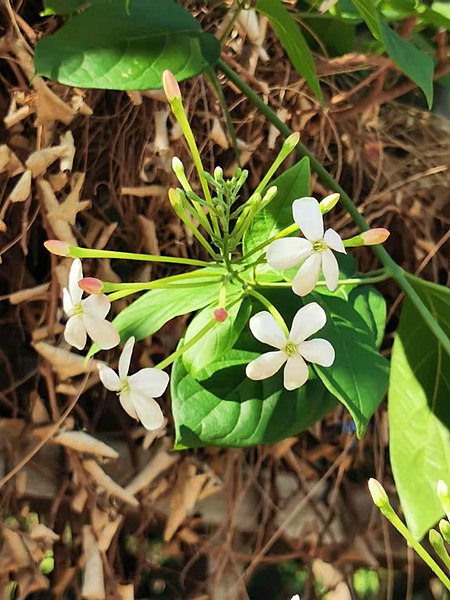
[44,239,70,256]
[213,308,228,322]
[361,228,390,246]
[162,70,181,101]
[78,277,103,294]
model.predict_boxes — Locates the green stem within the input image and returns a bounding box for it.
[71,246,211,268]
[107,279,221,302]
[102,271,224,293]
[258,272,390,288]
[218,58,450,359]
[382,508,450,590]
[247,289,289,337]
[207,68,241,164]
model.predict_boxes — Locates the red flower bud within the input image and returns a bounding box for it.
[213,308,228,322]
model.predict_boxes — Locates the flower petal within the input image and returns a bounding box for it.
[118,390,138,420]
[292,197,324,241]
[249,311,287,349]
[82,293,111,319]
[128,368,170,398]
[130,392,165,431]
[62,288,73,316]
[289,302,327,344]
[64,315,87,350]
[246,351,286,381]
[298,339,335,367]
[283,355,309,390]
[324,228,346,254]
[321,249,339,291]
[83,315,120,350]
[292,253,321,297]
[119,337,135,380]
[266,238,313,270]
[98,364,121,391]
[68,259,83,305]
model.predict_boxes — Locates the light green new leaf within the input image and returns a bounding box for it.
[312,293,389,438]
[389,278,450,539]
[172,354,337,449]
[35,0,220,90]
[243,157,310,257]
[352,0,434,107]
[182,298,252,380]
[255,0,323,102]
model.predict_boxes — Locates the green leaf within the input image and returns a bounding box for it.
[348,286,386,348]
[378,18,433,108]
[303,17,356,56]
[352,0,434,107]
[312,293,390,438]
[255,0,323,102]
[243,157,310,257]
[389,278,450,539]
[35,0,220,90]
[172,354,337,449]
[182,298,252,380]
[111,276,222,343]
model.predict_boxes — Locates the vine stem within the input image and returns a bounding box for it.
[217,58,450,359]
[258,272,390,288]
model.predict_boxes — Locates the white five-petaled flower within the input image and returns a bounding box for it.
[266,197,346,296]
[63,258,120,350]
[98,337,169,431]
[246,302,335,390]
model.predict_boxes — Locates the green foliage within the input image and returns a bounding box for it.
[35,0,220,90]
[352,0,434,106]
[255,0,323,102]
[243,157,310,257]
[389,278,450,539]
[349,286,386,348]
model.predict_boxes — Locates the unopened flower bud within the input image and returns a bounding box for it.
[368,478,390,509]
[320,193,340,214]
[361,228,390,246]
[214,166,223,181]
[437,480,450,520]
[429,529,450,566]
[172,156,184,176]
[282,131,300,152]
[44,239,70,256]
[78,277,103,294]
[439,519,450,544]
[213,308,228,322]
[261,186,277,206]
[162,70,181,102]
[168,187,182,209]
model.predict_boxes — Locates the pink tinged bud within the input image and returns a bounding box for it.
[78,277,103,294]
[368,478,390,509]
[162,70,181,101]
[361,228,390,246]
[44,239,70,256]
[213,308,228,322]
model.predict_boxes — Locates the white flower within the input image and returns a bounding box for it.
[245,302,335,390]
[266,197,346,296]
[63,259,119,350]
[98,337,169,430]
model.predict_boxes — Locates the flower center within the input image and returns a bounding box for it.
[117,378,130,396]
[284,342,298,357]
[312,239,327,252]
[72,302,84,316]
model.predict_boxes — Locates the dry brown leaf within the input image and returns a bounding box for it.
[164,462,208,541]
[210,117,229,149]
[83,459,139,508]
[72,486,89,513]
[117,584,134,600]
[97,514,123,552]
[81,525,105,600]
[126,449,179,496]
[0,219,6,232]
[26,146,67,177]
[4,105,31,129]
[33,77,76,126]
[9,282,50,304]
[138,215,160,255]
[154,109,170,154]
[0,144,24,176]
[32,342,104,380]
[2,528,30,569]
[121,185,166,197]
[60,131,76,171]
[71,94,94,116]
[53,431,119,459]
[0,144,11,171]
[29,523,60,544]
[30,391,51,424]
[48,171,69,191]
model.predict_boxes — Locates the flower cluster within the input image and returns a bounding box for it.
[60,259,168,430]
